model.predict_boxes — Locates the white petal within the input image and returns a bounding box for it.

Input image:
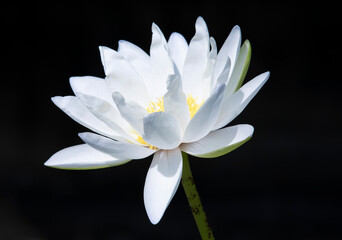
[214,72,270,130]
[147,23,174,99]
[113,92,148,136]
[143,112,182,150]
[118,40,150,67]
[163,72,190,133]
[182,16,210,98]
[202,37,218,99]
[225,40,252,96]
[182,83,226,143]
[45,144,130,170]
[78,132,156,159]
[144,148,183,224]
[214,25,241,81]
[216,57,231,85]
[117,40,152,91]
[51,96,119,139]
[99,46,150,106]
[181,124,254,158]
[76,93,134,143]
[69,76,113,104]
[168,32,188,74]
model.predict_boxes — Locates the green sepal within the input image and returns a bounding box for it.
[226,39,252,95]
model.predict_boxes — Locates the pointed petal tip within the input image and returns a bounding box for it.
[51,96,62,105]
[77,132,87,139]
[262,71,271,81]
[98,45,104,53]
[233,25,241,30]
[69,76,86,85]
[255,71,270,84]
[44,155,62,168]
[195,16,207,29]
[241,123,255,136]
[243,39,251,46]
[151,22,160,33]
[99,45,115,56]
[43,160,51,167]
[98,45,107,50]
[196,16,204,21]
[147,212,162,225]
[44,159,63,169]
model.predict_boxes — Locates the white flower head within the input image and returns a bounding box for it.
[46,16,270,224]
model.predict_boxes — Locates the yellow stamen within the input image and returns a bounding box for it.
[134,95,204,149]
[186,94,204,118]
[146,97,164,113]
[131,130,158,150]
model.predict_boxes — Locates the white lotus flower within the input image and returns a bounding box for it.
[46,17,269,224]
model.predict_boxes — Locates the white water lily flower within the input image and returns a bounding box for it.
[46,16,270,224]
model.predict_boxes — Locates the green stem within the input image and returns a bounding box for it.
[181,152,214,240]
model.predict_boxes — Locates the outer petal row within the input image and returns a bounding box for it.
[70,76,114,104]
[45,144,130,170]
[214,71,270,130]
[79,132,157,159]
[214,25,241,82]
[144,148,183,224]
[225,39,252,96]
[51,96,121,140]
[181,124,254,158]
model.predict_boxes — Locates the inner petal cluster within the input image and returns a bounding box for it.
[134,95,204,149]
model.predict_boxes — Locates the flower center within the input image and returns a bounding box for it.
[134,95,204,149]
[146,95,204,117]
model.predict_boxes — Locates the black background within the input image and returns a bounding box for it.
[2,2,342,239]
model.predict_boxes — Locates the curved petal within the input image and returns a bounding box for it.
[143,112,182,150]
[113,92,148,136]
[118,40,150,68]
[69,76,113,104]
[225,39,252,96]
[214,25,241,82]
[76,92,135,143]
[202,37,218,99]
[168,32,188,74]
[181,124,254,158]
[78,132,157,159]
[214,71,270,130]
[182,16,210,99]
[216,57,231,85]
[163,72,190,133]
[147,23,174,99]
[51,96,120,139]
[99,46,150,106]
[144,148,183,224]
[45,144,130,170]
[182,83,226,143]
[118,40,152,92]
